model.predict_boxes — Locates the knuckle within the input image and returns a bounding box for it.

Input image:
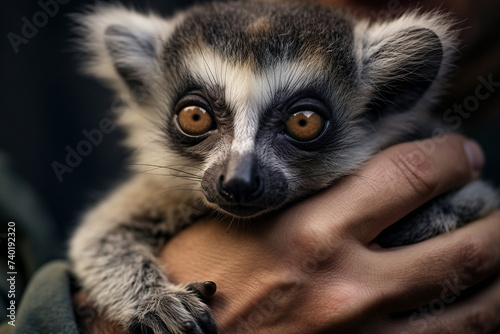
[389,148,438,195]
[290,225,346,274]
[316,282,368,323]
[292,225,332,257]
[290,225,323,256]
[458,236,492,286]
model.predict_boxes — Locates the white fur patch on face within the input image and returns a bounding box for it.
[185,47,327,156]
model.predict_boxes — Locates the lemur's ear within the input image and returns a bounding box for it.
[73,5,175,97]
[356,13,456,118]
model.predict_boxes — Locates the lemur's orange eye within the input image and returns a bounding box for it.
[285,111,325,141]
[178,106,214,136]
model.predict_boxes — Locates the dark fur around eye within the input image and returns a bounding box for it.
[275,97,334,149]
[175,94,212,114]
[162,89,234,160]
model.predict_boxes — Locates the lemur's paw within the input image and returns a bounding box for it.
[128,282,217,334]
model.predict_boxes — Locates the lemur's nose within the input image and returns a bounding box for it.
[217,154,264,203]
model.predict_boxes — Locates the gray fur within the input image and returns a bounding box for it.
[69,1,499,333]
[376,181,500,246]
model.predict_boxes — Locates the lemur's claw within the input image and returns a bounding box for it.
[187,281,217,300]
[128,287,217,334]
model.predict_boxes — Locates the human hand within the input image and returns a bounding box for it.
[160,134,500,334]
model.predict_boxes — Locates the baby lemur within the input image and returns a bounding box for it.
[69,1,499,333]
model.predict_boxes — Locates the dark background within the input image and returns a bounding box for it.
[0,0,499,268]
[0,0,203,257]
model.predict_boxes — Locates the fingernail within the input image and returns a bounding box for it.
[464,140,484,177]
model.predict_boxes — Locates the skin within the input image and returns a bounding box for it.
[74,134,500,333]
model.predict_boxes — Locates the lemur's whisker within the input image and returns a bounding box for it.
[226,216,235,234]
[130,163,204,172]
[143,173,202,181]
[128,163,219,179]
[158,188,202,194]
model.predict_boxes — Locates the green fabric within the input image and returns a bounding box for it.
[0,152,59,270]
[0,152,60,315]
[0,261,79,334]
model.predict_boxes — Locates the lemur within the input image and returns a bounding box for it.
[69,1,499,333]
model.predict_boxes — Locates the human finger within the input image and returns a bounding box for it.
[371,210,500,312]
[282,134,484,243]
[386,272,500,334]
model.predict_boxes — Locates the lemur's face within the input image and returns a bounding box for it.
[78,1,449,217]
[160,4,364,217]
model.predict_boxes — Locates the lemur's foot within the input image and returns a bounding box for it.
[128,282,217,334]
